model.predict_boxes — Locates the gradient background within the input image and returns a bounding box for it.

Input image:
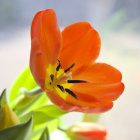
[0,0,140,139]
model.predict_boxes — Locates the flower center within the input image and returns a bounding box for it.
[45,60,87,100]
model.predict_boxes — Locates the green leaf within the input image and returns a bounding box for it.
[15,93,48,117]
[27,93,48,111]
[20,105,67,125]
[9,66,37,103]
[9,66,49,115]
[0,117,33,140]
[0,89,7,107]
[19,105,66,139]
[39,127,50,140]
[30,119,58,140]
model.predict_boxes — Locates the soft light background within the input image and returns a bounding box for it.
[0,0,140,140]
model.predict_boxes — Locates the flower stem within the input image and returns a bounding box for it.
[83,114,100,123]
[11,87,44,116]
[20,87,43,97]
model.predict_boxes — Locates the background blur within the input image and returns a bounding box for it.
[0,0,140,140]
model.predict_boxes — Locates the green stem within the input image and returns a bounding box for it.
[83,114,100,123]
[20,87,43,97]
[11,87,44,116]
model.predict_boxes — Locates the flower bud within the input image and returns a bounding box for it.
[66,122,107,140]
[14,87,43,110]
[0,104,19,130]
[14,95,36,110]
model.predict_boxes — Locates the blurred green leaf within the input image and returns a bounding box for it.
[29,105,67,140]
[0,89,7,107]
[28,93,48,111]
[30,119,58,140]
[20,105,67,125]
[0,117,33,140]
[121,19,140,32]
[9,66,49,115]
[19,105,66,139]
[9,66,37,103]
[39,127,50,140]
[101,10,126,32]
[15,93,48,117]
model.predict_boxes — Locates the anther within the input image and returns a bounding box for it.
[50,74,54,82]
[56,59,61,71]
[65,88,79,100]
[57,85,65,92]
[67,80,87,83]
[64,63,76,73]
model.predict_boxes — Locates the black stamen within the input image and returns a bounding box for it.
[64,63,76,73]
[65,88,79,100]
[57,85,65,92]
[56,59,61,71]
[50,74,54,82]
[67,80,88,83]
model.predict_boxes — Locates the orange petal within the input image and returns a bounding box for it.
[66,94,113,113]
[66,94,113,108]
[30,39,46,88]
[59,22,101,70]
[71,82,124,101]
[30,9,62,87]
[46,90,113,113]
[72,63,122,84]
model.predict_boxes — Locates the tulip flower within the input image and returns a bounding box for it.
[30,9,124,113]
[66,122,107,140]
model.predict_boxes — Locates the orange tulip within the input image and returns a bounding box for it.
[66,122,107,140]
[30,9,124,113]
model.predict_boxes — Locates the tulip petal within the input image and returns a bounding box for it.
[30,9,62,88]
[30,39,46,88]
[59,22,101,70]
[69,123,107,140]
[72,63,122,84]
[46,90,113,113]
[71,63,124,103]
[71,82,124,102]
